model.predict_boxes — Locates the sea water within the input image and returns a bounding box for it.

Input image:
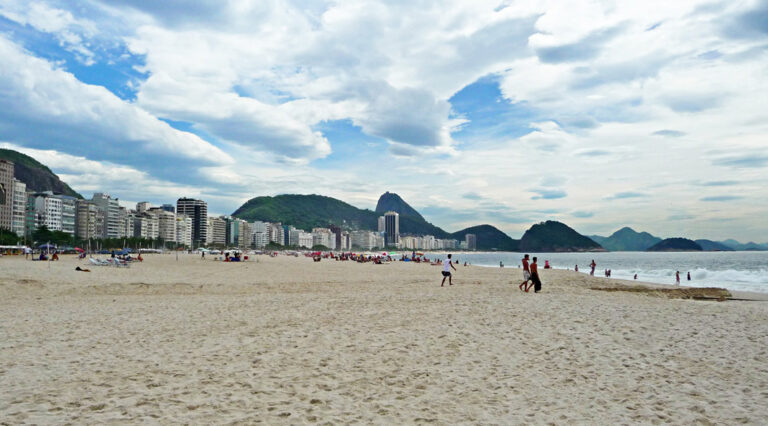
[432,251,768,293]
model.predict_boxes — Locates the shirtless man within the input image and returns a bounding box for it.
[519,254,531,291]
[525,257,543,293]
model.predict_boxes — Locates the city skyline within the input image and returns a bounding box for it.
[0,1,767,241]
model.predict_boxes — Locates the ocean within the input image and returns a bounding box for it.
[431,251,768,294]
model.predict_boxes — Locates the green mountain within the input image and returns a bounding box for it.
[695,239,734,251]
[592,227,662,251]
[647,238,702,252]
[232,193,450,238]
[519,221,604,252]
[0,148,82,198]
[450,224,519,251]
[375,191,425,221]
[232,194,378,231]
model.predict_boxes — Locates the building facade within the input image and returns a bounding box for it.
[384,211,399,246]
[177,198,208,247]
[11,179,26,236]
[76,200,98,240]
[92,193,121,239]
[175,214,192,247]
[0,159,13,231]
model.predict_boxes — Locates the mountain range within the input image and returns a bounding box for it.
[2,147,764,252]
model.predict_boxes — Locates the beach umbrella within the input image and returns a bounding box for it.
[38,243,56,250]
[74,247,85,253]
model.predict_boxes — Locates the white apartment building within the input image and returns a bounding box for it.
[175,214,192,247]
[252,231,268,248]
[312,228,336,250]
[54,195,77,235]
[33,193,63,231]
[267,222,283,245]
[351,230,380,250]
[92,193,121,239]
[133,213,159,239]
[206,216,226,246]
[149,208,176,242]
[238,220,252,248]
[298,231,313,248]
[11,179,26,236]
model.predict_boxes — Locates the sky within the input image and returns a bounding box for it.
[0,0,767,242]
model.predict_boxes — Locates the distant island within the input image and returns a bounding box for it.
[646,238,703,252]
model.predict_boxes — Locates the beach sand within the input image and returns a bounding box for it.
[1,254,767,424]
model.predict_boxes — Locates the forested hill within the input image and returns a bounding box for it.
[519,221,604,252]
[450,224,519,251]
[0,148,82,198]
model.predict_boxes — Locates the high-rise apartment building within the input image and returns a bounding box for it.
[153,209,177,243]
[465,233,477,250]
[32,192,63,231]
[92,193,121,238]
[175,214,192,247]
[76,200,98,240]
[0,159,13,231]
[378,216,385,233]
[11,179,26,236]
[384,211,399,247]
[206,216,226,246]
[54,195,77,235]
[177,198,208,247]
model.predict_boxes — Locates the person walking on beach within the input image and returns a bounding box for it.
[676,271,680,285]
[519,254,531,291]
[441,254,457,287]
[525,257,542,293]
[589,259,596,276]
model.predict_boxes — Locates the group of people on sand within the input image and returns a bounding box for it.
[517,254,542,293]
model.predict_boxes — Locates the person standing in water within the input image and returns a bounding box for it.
[589,259,597,276]
[687,271,691,281]
[519,254,531,291]
[676,271,681,285]
[441,254,457,287]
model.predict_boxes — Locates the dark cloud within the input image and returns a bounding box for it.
[652,129,686,137]
[712,154,768,168]
[530,189,567,200]
[700,195,744,202]
[536,23,626,64]
[722,0,768,39]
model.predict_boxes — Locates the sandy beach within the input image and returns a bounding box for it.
[1,254,767,424]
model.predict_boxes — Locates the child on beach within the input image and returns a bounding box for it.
[441,254,457,287]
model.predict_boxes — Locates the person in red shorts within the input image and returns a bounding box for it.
[525,257,542,293]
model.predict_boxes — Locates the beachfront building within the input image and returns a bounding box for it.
[117,206,128,238]
[136,201,151,214]
[465,233,477,250]
[288,228,313,248]
[11,179,26,237]
[31,192,63,231]
[341,231,351,250]
[206,216,226,246]
[378,216,385,233]
[267,222,283,245]
[177,197,208,247]
[351,230,382,250]
[0,159,13,231]
[175,214,192,248]
[151,208,177,243]
[54,195,77,235]
[238,220,252,248]
[312,228,336,249]
[76,200,98,240]
[384,211,399,247]
[133,212,159,240]
[92,193,121,239]
[252,231,268,248]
